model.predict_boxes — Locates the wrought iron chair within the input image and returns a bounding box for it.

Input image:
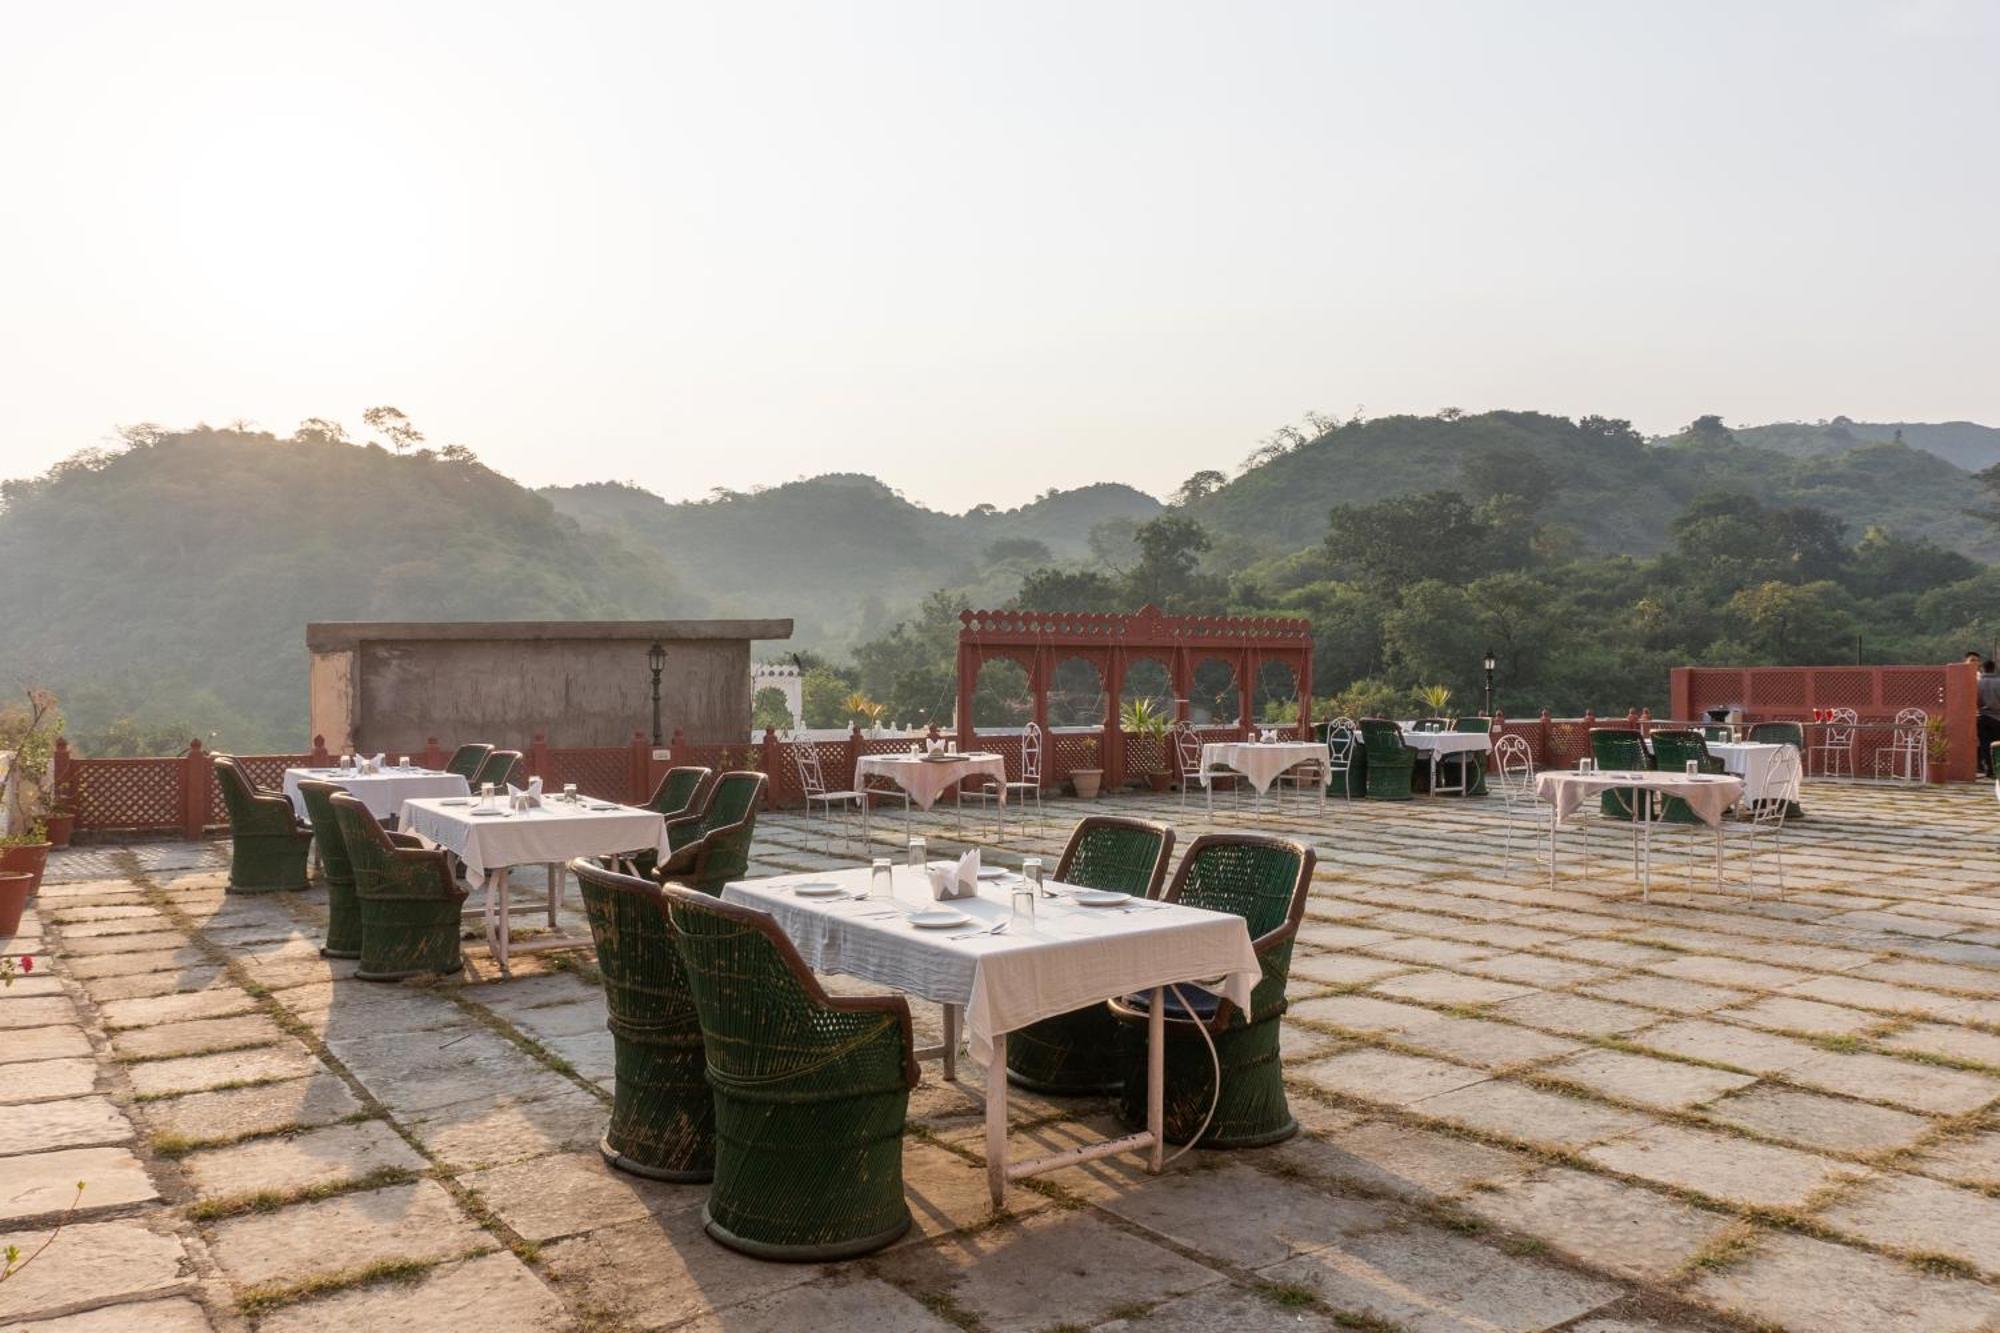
[1492,734,1542,878]
[328,793,467,980]
[1322,717,1363,799]
[965,723,1045,834]
[571,858,714,1181]
[1174,722,1240,813]
[1730,745,1801,898]
[1005,817,1175,1094]
[1874,707,1927,783]
[445,743,492,781]
[1358,719,1416,800]
[470,748,524,791]
[1108,833,1316,1147]
[656,771,767,895]
[1811,707,1857,779]
[793,740,866,850]
[295,780,360,957]
[213,755,313,892]
[661,882,918,1260]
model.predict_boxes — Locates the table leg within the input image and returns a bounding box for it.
[546,862,560,928]
[1638,793,1653,903]
[491,868,513,975]
[942,1005,959,1082]
[985,1031,1009,1206]
[1714,822,1724,891]
[1146,985,1165,1173]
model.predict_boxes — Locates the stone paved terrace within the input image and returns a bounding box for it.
[8,779,2000,1332]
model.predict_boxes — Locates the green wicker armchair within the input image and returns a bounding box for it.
[1588,727,1651,821]
[470,748,523,791]
[214,756,313,893]
[571,858,714,1181]
[295,780,360,958]
[661,883,917,1261]
[1649,729,1724,826]
[1006,816,1176,1095]
[655,771,767,895]
[1702,724,1734,744]
[1442,717,1491,796]
[1108,833,1315,1148]
[647,766,713,818]
[329,793,468,981]
[445,743,493,781]
[1358,719,1416,800]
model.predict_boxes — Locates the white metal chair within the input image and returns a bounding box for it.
[964,723,1044,834]
[1323,717,1360,800]
[1812,707,1857,779]
[1873,707,1927,783]
[1731,744,1800,897]
[1492,734,1543,878]
[1174,722,1239,814]
[793,739,867,850]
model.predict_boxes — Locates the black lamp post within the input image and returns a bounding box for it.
[1482,648,1497,717]
[647,641,667,745]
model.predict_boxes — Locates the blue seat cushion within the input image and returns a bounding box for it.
[1119,986,1223,1021]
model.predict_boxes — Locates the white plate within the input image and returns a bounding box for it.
[975,867,1009,881]
[469,809,510,818]
[793,881,845,897]
[1071,889,1130,907]
[910,909,972,929]
[438,798,472,806]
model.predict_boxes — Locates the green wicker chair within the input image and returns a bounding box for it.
[661,882,918,1260]
[647,766,713,818]
[295,780,361,958]
[1358,719,1416,800]
[1702,724,1734,744]
[655,771,767,895]
[214,756,313,893]
[1442,717,1491,796]
[1006,817,1176,1095]
[445,743,493,781]
[571,858,714,1182]
[329,793,468,981]
[1649,729,1725,826]
[470,748,523,791]
[1588,727,1651,821]
[1108,833,1315,1147]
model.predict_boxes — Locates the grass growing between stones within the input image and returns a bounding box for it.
[232,1253,450,1317]
[185,1165,425,1222]
[132,1073,294,1103]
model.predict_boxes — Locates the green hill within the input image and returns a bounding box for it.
[540,474,1162,654]
[0,429,694,751]
[1737,419,2000,472]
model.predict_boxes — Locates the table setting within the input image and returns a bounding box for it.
[281,759,470,823]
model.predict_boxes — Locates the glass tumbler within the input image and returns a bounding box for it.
[1010,882,1037,926]
[869,858,893,900]
[907,836,927,869]
[1023,856,1046,897]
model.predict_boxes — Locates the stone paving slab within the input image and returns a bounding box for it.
[135,1070,365,1145]
[0,1025,96,1064]
[181,1119,428,1200]
[1092,1160,1395,1267]
[401,1085,608,1172]
[1699,1084,1935,1155]
[1293,1048,1492,1107]
[0,1220,191,1323]
[1582,1124,1862,1209]
[1820,1171,2000,1275]
[6,1295,216,1331]
[1537,1048,1758,1112]
[4,1095,134,1156]
[253,1252,570,1333]
[94,987,260,1030]
[0,1145,159,1222]
[206,1179,494,1289]
[461,1148,703,1243]
[1463,1166,1737,1282]
[541,1212,823,1331]
[0,1056,98,1104]
[109,1012,286,1061]
[1785,1049,2000,1115]
[1412,1079,1654,1148]
[1691,1230,2000,1331]
[124,1043,327,1098]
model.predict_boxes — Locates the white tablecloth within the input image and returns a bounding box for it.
[1393,731,1493,758]
[400,797,668,884]
[855,754,1008,811]
[282,768,469,823]
[1199,742,1331,794]
[723,866,1260,1065]
[1706,743,1802,805]
[1533,771,1744,829]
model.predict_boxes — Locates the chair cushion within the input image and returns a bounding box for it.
[1119,986,1223,1021]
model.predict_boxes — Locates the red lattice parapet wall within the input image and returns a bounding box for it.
[1669,664,1976,783]
[955,604,1315,793]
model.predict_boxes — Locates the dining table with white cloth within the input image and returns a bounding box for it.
[1391,729,1493,796]
[1532,770,1745,899]
[855,753,1007,811]
[1198,741,1330,795]
[1705,742,1804,807]
[400,795,669,974]
[723,863,1260,1204]
[281,766,468,823]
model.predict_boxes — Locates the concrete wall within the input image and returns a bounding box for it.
[307,620,793,754]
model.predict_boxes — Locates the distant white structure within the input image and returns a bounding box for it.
[750,661,804,729]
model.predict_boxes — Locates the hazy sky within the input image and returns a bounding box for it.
[3,1,1996,511]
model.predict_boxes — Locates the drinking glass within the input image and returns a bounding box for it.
[398,755,410,769]
[1578,757,1595,774]
[480,782,495,807]
[869,858,893,900]
[563,783,578,802]
[946,739,957,755]
[1010,882,1037,926]
[1685,760,1699,775]
[339,754,351,771]
[907,836,927,869]
[1023,856,1047,898]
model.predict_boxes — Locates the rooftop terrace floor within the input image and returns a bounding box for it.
[7,780,2000,1331]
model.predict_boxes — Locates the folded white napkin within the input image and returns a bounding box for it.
[506,782,542,811]
[928,848,979,901]
[926,738,944,756]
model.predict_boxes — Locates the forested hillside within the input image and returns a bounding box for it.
[1736,418,2000,473]
[7,410,2000,753]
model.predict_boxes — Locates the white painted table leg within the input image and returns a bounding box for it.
[986,1030,1009,1206]
[491,867,513,975]
[1147,985,1165,1173]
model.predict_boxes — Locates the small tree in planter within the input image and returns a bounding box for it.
[1120,698,1172,791]
[0,688,61,892]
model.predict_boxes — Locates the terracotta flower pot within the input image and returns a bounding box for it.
[1070,768,1103,800]
[0,871,32,937]
[1146,772,1172,793]
[45,813,76,848]
[0,842,51,897]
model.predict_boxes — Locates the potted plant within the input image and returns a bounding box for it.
[0,871,33,938]
[1120,698,1173,791]
[1070,736,1103,800]
[45,772,78,849]
[1413,684,1454,720]
[0,688,61,894]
